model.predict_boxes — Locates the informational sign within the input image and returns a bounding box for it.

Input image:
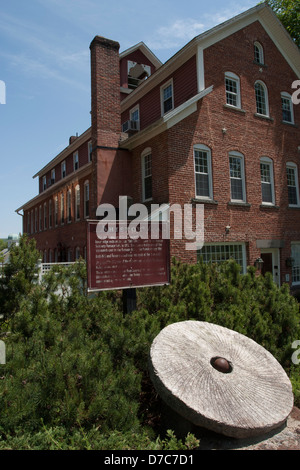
[87,221,170,292]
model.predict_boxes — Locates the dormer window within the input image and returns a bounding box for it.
[254,42,264,65]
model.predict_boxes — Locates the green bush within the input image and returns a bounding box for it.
[0,236,299,448]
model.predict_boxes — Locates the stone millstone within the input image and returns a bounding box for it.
[148,321,294,439]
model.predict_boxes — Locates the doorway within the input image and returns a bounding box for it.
[260,248,280,286]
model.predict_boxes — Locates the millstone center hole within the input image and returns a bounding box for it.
[210,356,233,374]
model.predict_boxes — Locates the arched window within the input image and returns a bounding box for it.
[75,185,80,220]
[255,81,269,117]
[254,42,264,64]
[225,72,241,108]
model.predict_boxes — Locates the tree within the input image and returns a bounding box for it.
[0,234,41,320]
[265,0,300,47]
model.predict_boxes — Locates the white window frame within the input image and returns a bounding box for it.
[42,175,47,191]
[225,72,241,109]
[75,184,80,220]
[160,79,174,116]
[291,242,300,285]
[254,41,264,64]
[287,162,300,207]
[260,156,275,205]
[141,147,152,202]
[88,141,93,162]
[67,189,72,223]
[194,144,213,200]
[44,202,47,230]
[255,80,269,117]
[54,196,58,226]
[51,169,55,185]
[130,104,140,130]
[73,151,79,171]
[197,242,247,274]
[60,192,64,225]
[229,151,246,203]
[49,199,52,228]
[84,180,89,219]
[61,160,66,179]
[281,92,294,124]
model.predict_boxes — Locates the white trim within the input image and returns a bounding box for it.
[160,78,174,116]
[198,242,247,274]
[281,91,295,124]
[229,151,246,203]
[287,161,300,207]
[255,80,270,117]
[225,71,241,109]
[141,148,152,202]
[260,248,280,286]
[197,46,205,92]
[254,41,264,64]
[260,156,275,205]
[194,144,213,200]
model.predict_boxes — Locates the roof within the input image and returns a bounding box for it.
[121,3,300,111]
[120,41,162,69]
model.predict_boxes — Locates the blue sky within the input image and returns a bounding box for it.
[0,0,258,238]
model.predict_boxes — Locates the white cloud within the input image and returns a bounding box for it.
[147,18,205,50]
[146,1,256,54]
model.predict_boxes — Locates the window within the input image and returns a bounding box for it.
[130,105,140,130]
[88,141,93,162]
[67,189,72,222]
[84,181,89,218]
[31,210,34,234]
[229,151,246,202]
[49,200,52,228]
[197,243,246,273]
[254,42,264,64]
[75,247,81,260]
[255,81,269,116]
[260,157,275,204]
[73,151,79,171]
[287,162,299,206]
[281,92,294,124]
[27,213,30,234]
[292,243,300,284]
[55,197,58,226]
[161,79,174,115]
[225,72,241,108]
[75,185,80,220]
[44,202,47,230]
[43,176,47,191]
[39,206,42,231]
[142,148,152,201]
[61,193,64,225]
[194,144,213,199]
[35,208,38,232]
[51,169,55,185]
[61,161,66,178]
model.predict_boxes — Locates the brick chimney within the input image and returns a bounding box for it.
[90,36,121,148]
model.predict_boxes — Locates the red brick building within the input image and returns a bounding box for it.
[17,3,300,288]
